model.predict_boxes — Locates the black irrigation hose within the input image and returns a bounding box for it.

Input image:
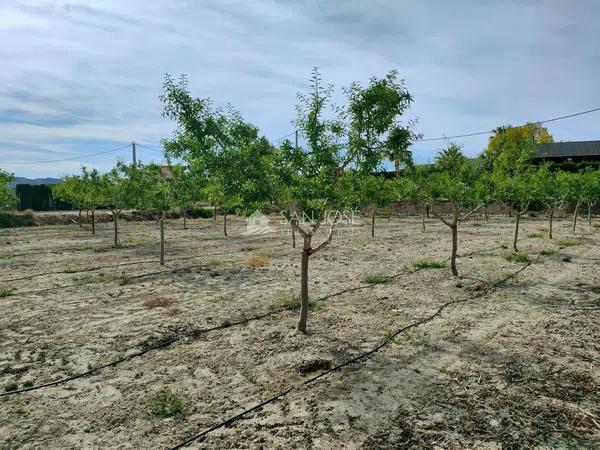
[168,256,538,449]
[0,264,423,398]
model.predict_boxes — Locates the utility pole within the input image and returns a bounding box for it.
[132,141,137,165]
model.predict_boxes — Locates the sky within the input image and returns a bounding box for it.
[1,0,599,178]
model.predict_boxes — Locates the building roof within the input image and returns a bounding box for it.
[535,140,600,159]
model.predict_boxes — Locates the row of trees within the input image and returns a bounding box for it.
[44,70,599,333]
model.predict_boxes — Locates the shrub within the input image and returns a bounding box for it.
[147,389,185,418]
[0,211,36,228]
[363,274,389,284]
[504,251,530,263]
[0,288,14,298]
[413,259,446,269]
[562,256,572,262]
[540,249,556,256]
[558,238,578,248]
[22,380,34,388]
[3,381,18,392]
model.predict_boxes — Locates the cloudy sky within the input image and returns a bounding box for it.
[1,0,599,178]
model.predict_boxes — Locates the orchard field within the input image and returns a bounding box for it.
[1,214,599,449]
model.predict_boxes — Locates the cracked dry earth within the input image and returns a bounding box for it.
[0,214,598,449]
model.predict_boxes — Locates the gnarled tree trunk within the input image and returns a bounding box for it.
[513,210,521,252]
[160,210,165,266]
[450,220,458,277]
[298,238,311,333]
[371,208,376,237]
[113,211,119,247]
[572,201,580,231]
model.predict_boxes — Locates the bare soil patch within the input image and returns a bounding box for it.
[0,215,598,449]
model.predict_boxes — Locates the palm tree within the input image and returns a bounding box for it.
[385,126,413,175]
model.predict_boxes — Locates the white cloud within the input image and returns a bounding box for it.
[1,0,599,177]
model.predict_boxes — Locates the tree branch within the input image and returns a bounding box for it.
[310,211,340,255]
[460,204,484,222]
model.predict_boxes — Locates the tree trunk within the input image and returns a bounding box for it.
[213,204,217,222]
[298,242,311,333]
[426,203,430,219]
[160,210,165,266]
[394,160,400,176]
[291,226,296,248]
[78,209,82,228]
[572,201,580,231]
[91,209,95,235]
[484,205,489,222]
[422,209,426,231]
[371,208,376,238]
[182,208,187,230]
[549,209,554,239]
[113,211,119,247]
[513,211,520,252]
[450,222,458,277]
[223,212,228,237]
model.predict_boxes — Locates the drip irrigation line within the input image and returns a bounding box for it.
[168,256,538,449]
[0,264,425,397]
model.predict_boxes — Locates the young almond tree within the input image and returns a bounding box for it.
[492,167,542,251]
[339,173,395,237]
[538,167,567,240]
[280,68,414,332]
[121,163,173,265]
[160,74,274,237]
[582,169,600,226]
[430,144,485,277]
[404,165,434,230]
[81,167,103,235]
[99,164,136,247]
[52,175,87,227]
[0,170,16,211]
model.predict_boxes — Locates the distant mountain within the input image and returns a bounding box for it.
[9,177,61,188]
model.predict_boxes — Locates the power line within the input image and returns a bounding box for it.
[416,106,600,142]
[273,106,600,145]
[1,144,131,165]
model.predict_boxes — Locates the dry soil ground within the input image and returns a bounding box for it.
[0,214,598,449]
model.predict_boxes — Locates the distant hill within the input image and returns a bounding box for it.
[9,177,61,189]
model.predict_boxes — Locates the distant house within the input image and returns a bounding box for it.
[533,140,600,164]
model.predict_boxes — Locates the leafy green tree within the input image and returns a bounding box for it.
[0,170,16,210]
[492,167,543,250]
[430,144,484,276]
[538,167,567,240]
[339,173,395,237]
[581,169,600,226]
[99,164,138,247]
[384,126,414,175]
[281,68,413,332]
[483,123,552,251]
[160,74,274,237]
[52,175,86,227]
[404,165,435,230]
[81,167,103,235]
[121,163,173,265]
